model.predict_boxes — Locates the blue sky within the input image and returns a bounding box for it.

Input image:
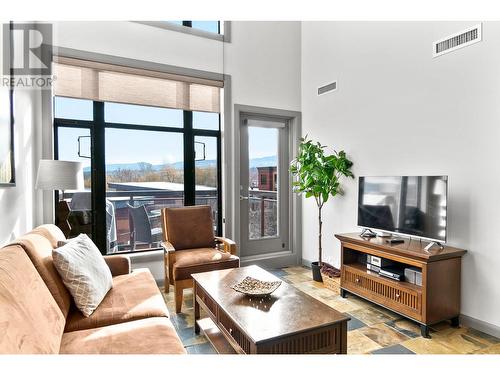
[169,21,219,34]
[248,126,278,159]
[55,97,278,165]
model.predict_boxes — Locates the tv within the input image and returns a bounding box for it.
[357,176,448,242]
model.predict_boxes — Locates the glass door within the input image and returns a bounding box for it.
[239,115,289,258]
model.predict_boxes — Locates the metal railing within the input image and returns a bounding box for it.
[63,189,218,252]
[63,188,278,248]
[248,190,278,239]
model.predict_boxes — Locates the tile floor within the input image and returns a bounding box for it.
[161,266,500,354]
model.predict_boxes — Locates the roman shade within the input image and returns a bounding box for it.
[53,57,222,113]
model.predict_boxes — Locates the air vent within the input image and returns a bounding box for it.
[318,81,337,95]
[433,24,482,57]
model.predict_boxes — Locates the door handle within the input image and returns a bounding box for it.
[240,195,249,201]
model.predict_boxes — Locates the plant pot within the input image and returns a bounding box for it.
[311,261,323,282]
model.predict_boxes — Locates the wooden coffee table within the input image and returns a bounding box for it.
[192,265,349,354]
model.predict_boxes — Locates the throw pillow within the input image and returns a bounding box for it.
[52,234,113,317]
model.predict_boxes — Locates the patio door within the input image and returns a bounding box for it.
[239,115,290,262]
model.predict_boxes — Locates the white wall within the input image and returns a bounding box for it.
[222,21,302,242]
[224,21,301,110]
[53,21,223,73]
[0,26,43,246]
[0,89,42,246]
[301,21,500,328]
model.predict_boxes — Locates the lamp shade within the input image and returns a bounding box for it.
[35,160,84,191]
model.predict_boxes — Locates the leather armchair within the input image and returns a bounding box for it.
[161,205,239,313]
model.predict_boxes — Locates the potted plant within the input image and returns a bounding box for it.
[290,137,354,282]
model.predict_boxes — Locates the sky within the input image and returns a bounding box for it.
[55,97,279,166]
[169,21,219,34]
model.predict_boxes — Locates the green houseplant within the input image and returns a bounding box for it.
[290,137,354,282]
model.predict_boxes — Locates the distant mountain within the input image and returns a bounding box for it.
[249,156,277,168]
[84,155,277,173]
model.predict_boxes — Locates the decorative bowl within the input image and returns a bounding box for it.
[232,276,282,297]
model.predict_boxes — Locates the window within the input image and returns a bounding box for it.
[54,99,94,242]
[190,21,220,34]
[170,21,221,35]
[261,175,267,185]
[54,97,93,121]
[54,99,222,254]
[105,102,183,128]
[53,58,223,254]
[105,128,185,252]
[195,136,220,232]
[193,111,219,130]
[135,21,226,41]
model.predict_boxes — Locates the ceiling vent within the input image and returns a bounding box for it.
[433,24,482,58]
[318,81,337,96]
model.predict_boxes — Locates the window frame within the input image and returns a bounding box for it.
[133,21,230,42]
[54,98,222,254]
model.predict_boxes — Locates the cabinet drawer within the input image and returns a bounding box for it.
[342,265,422,320]
[218,309,252,353]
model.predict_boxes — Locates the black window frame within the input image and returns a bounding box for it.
[54,98,223,255]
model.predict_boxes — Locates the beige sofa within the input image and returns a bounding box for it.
[0,224,186,354]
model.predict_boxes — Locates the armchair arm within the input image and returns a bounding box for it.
[215,236,237,255]
[161,241,177,290]
[103,255,131,276]
[161,241,176,253]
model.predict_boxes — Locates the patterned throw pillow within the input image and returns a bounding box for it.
[52,234,113,317]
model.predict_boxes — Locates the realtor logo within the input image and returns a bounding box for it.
[2,23,52,76]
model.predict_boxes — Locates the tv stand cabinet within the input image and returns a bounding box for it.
[335,233,467,338]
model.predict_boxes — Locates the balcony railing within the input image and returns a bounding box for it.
[248,190,278,239]
[63,188,278,251]
[63,189,217,253]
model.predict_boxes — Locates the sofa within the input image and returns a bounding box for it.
[0,224,186,354]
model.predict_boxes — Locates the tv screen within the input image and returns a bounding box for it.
[358,176,447,242]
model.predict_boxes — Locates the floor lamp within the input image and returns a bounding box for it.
[35,159,84,237]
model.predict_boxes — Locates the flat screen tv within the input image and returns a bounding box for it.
[358,176,448,242]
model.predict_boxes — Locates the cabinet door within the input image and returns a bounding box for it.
[343,265,422,321]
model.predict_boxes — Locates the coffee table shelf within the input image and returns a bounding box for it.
[197,318,237,354]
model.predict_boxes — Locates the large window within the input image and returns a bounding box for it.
[54,97,222,254]
[169,21,221,35]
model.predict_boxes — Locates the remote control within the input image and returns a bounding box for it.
[386,238,404,245]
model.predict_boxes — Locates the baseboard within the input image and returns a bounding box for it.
[460,314,500,339]
[301,259,312,268]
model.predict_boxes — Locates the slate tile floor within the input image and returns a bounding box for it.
[161,266,500,354]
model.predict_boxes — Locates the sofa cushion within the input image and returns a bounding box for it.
[30,224,66,248]
[12,232,72,318]
[53,234,113,317]
[173,248,240,281]
[162,206,215,250]
[60,317,186,354]
[65,268,168,332]
[0,245,65,354]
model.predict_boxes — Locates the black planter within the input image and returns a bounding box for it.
[311,261,323,282]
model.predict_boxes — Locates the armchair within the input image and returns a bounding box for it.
[161,205,239,313]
